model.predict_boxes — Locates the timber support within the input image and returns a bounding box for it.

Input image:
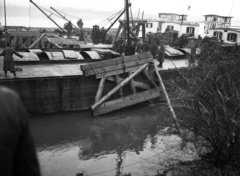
[80,52,163,116]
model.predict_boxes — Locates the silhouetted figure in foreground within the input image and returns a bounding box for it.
[0,86,41,176]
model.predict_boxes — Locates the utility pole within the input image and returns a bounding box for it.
[4,0,7,31]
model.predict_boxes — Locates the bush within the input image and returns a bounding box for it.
[174,42,240,172]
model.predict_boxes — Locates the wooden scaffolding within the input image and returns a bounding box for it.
[80,52,162,116]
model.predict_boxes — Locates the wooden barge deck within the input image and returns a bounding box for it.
[0,54,188,115]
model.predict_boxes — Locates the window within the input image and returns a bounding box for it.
[167,25,174,30]
[146,23,153,28]
[227,33,237,42]
[213,31,223,40]
[186,27,195,34]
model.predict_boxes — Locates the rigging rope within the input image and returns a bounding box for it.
[38,4,65,20]
[96,8,124,27]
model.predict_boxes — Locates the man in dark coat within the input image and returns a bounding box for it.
[0,86,41,176]
[0,40,23,78]
[66,21,73,38]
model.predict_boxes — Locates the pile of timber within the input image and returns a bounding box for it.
[80,52,163,116]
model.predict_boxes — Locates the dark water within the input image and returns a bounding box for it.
[30,102,196,176]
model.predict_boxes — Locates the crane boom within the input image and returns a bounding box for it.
[30,0,66,33]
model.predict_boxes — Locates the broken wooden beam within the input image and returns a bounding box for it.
[29,33,46,49]
[91,63,149,111]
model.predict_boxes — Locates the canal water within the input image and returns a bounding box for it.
[30,102,197,176]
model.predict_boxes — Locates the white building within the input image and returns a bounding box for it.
[145,13,208,38]
[204,14,240,44]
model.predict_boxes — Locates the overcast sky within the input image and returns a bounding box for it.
[1,0,240,28]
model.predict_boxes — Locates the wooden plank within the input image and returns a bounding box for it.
[106,76,151,90]
[95,65,142,79]
[80,52,152,71]
[93,88,161,116]
[91,63,149,111]
[84,57,153,76]
[94,77,106,103]
[114,75,123,97]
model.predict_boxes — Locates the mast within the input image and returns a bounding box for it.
[125,0,130,47]
[50,7,77,28]
[4,0,7,31]
[30,0,65,33]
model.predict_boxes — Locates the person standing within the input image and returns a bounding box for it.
[189,44,197,66]
[0,39,23,78]
[0,86,41,176]
[157,43,165,68]
[66,21,73,38]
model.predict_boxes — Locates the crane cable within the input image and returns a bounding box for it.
[97,8,125,27]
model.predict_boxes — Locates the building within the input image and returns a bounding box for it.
[145,13,207,38]
[205,14,240,45]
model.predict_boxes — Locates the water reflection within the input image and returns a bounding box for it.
[30,103,196,176]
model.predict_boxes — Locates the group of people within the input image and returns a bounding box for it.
[113,36,166,67]
[91,25,107,44]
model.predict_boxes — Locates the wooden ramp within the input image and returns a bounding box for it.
[80,52,161,116]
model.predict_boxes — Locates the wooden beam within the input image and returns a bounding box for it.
[93,88,161,116]
[91,63,149,111]
[153,63,182,136]
[94,77,106,104]
[29,33,46,49]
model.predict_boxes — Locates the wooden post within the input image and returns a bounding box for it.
[29,33,46,49]
[128,71,137,94]
[95,77,106,103]
[142,23,146,41]
[91,63,149,111]
[115,75,123,97]
[153,63,182,136]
